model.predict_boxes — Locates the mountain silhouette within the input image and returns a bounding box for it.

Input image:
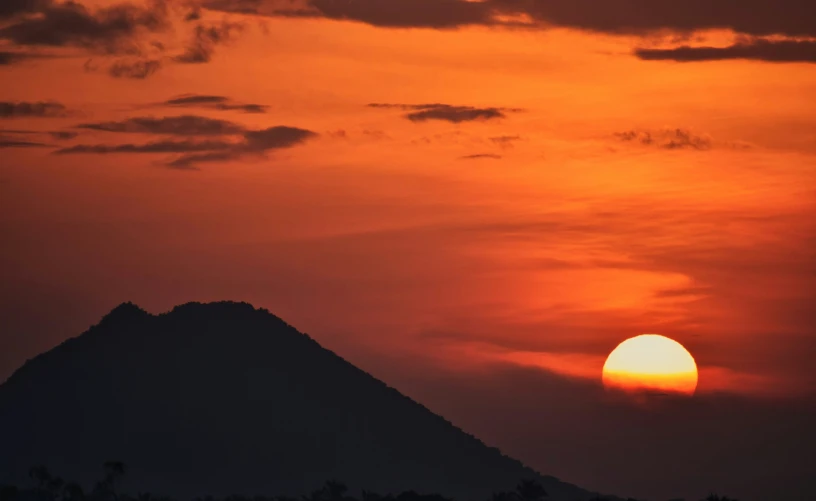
[0,302,604,501]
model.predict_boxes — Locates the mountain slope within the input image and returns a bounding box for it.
[0,302,601,501]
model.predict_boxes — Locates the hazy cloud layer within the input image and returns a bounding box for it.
[162,94,268,113]
[0,101,69,118]
[76,115,247,136]
[636,39,816,63]
[369,103,518,123]
[204,0,816,37]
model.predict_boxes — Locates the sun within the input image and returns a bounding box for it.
[602,334,698,396]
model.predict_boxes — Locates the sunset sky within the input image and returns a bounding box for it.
[1,1,815,500]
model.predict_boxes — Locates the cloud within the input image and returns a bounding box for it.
[54,138,235,154]
[635,39,816,63]
[162,94,268,113]
[0,50,45,65]
[433,338,791,399]
[0,1,251,78]
[203,0,816,37]
[108,58,162,78]
[0,101,69,118]
[170,125,318,167]
[369,103,518,123]
[614,128,713,150]
[490,135,522,148]
[460,154,502,160]
[0,138,49,148]
[490,0,816,37]
[56,124,318,167]
[48,130,78,140]
[0,0,169,54]
[0,0,50,20]
[174,20,243,64]
[76,115,247,136]
[202,0,494,29]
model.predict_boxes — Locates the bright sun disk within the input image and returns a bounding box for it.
[602,334,698,396]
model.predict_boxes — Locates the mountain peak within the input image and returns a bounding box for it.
[0,302,602,501]
[101,302,150,322]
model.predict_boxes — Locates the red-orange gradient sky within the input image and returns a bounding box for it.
[1,1,815,500]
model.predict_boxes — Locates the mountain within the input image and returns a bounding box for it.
[0,302,603,501]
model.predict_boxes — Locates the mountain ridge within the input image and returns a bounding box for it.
[0,301,607,501]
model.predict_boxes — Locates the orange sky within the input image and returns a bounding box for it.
[1,2,815,499]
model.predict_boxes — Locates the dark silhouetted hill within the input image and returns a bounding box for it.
[0,302,603,501]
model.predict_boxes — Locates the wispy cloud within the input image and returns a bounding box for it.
[614,128,713,150]
[54,139,235,155]
[0,138,49,148]
[174,20,243,64]
[1,0,252,78]
[460,153,502,160]
[490,135,522,148]
[76,115,247,136]
[108,58,162,79]
[169,126,318,167]
[636,39,816,63]
[0,0,169,53]
[0,101,70,119]
[369,103,520,123]
[203,0,816,38]
[162,94,268,114]
[56,123,318,168]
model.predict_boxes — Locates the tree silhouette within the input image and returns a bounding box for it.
[29,466,52,494]
[0,485,19,501]
[490,492,517,501]
[63,483,86,501]
[9,468,749,501]
[303,481,359,501]
[515,480,547,501]
[705,495,739,501]
[93,461,126,501]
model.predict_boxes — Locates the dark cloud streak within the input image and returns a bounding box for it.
[108,58,162,78]
[170,126,318,167]
[76,115,246,136]
[0,139,50,148]
[0,51,40,65]
[369,103,517,123]
[54,139,235,155]
[163,94,268,113]
[0,101,69,119]
[0,0,51,20]
[615,128,713,150]
[203,0,816,37]
[460,154,502,160]
[636,39,816,63]
[174,21,242,64]
[0,0,169,53]
[56,122,318,168]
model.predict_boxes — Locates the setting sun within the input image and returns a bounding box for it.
[602,334,698,396]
